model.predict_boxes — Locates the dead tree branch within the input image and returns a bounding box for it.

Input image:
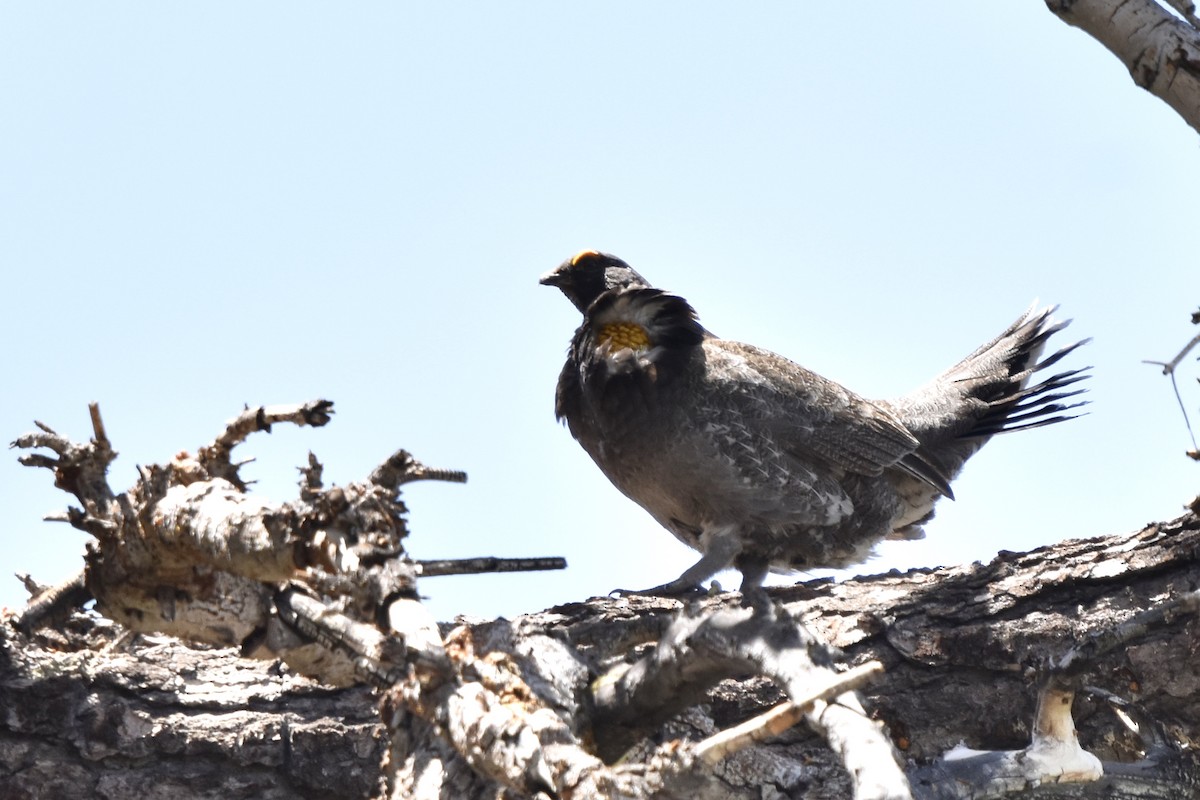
[415,556,569,577]
[5,402,1200,799]
[7,401,563,673]
[1046,0,1200,135]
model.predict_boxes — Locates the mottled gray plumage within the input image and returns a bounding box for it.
[541,250,1090,596]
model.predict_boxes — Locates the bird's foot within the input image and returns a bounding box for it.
[734,557,771,612]
[737,584,772,613]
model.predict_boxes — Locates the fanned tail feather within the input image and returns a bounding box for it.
[949,306,1092,439]
[965,356,1091,438]
[887,302,1092,490]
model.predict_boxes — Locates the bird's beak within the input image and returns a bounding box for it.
[539,268,565,287]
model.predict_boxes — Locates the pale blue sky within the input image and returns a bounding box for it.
[3,4,1197,623]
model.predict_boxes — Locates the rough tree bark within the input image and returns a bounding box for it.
[3,513,1199,799]
[2,403,1198,799]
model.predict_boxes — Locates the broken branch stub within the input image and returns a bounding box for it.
[198,400,335,490]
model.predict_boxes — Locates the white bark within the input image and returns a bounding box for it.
[1047,0,1200,133]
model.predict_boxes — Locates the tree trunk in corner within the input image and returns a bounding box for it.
[3,510,1199,799]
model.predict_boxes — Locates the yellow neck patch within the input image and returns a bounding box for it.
[598,321,651,352]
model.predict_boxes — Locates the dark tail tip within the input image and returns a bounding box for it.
[952,304,1092,439]
[967,360,1093,438]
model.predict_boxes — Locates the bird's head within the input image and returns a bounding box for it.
[540,250,652,313]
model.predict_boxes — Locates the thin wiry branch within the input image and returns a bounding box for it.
[1143,327,1200,455]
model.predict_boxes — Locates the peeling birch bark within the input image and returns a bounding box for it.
[1046,0,1200,133]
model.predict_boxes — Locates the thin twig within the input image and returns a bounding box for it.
[416,556,567,577]
[694,660,884,765]
[1143,329,1200,452]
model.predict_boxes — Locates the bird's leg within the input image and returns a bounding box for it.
[735,555,771,611]
[612,524,741,598]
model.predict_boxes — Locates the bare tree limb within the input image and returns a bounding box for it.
[1045,0,1200,135]
[198,400,335,490]
[809,693,913,800]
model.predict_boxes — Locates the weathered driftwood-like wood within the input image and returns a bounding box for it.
[5,403,1199,798]
[4,509,1198,799]
[7,401,487,684]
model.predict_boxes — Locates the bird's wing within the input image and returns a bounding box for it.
[703,340,950,495]
[681,381,857,527]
